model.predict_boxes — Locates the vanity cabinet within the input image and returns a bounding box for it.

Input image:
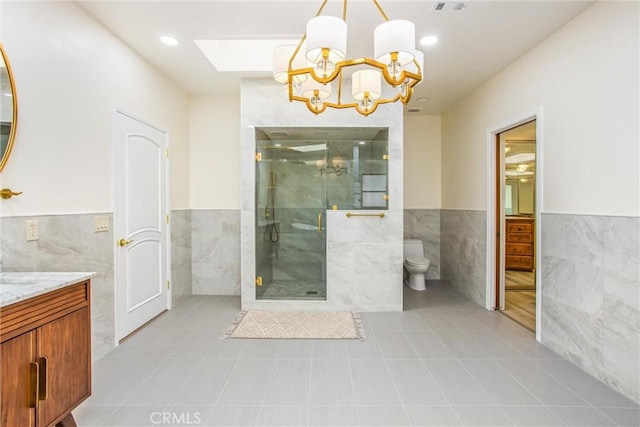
[505,218,534,271]
[0,280,91,427]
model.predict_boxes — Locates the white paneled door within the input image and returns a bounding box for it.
[114,111,170,341]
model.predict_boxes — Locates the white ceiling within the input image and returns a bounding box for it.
[77,0,594,115]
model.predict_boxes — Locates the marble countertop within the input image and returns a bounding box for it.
[0,272,95,308]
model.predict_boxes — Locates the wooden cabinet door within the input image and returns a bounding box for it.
[37,308,91,427]
[1,330,37,427]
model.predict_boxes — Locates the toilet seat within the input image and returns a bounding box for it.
[405,256,430,267]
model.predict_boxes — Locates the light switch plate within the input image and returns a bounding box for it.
[94,216,110,232]
[26,220,39,241]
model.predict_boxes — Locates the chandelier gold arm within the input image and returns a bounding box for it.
[283,0,422,116]
[372,0,390,21]
[288,57,421,87]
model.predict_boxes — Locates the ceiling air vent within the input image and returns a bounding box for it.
[432,1,468,11]
[407,107,423,113]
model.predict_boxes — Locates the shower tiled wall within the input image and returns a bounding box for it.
[240,78,404,311]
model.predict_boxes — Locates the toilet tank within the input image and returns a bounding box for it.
[403,239,424,259]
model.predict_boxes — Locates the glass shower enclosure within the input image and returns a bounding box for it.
[255,127,388,300]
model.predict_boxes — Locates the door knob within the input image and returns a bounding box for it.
[118,238,134,247]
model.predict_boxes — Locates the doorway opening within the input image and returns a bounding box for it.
[495,120,537,332]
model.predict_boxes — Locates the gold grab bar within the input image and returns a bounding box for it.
[0,188,22,199]
[346,212,385,218]
[318,212,323,234]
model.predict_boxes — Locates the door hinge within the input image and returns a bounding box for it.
[166,214,170,224]
[165,148,169,157]
[383,154,389,160]
[255,152,262,162]
[166,281,171,289]
[383,194,389,201]
[255,276,263,287]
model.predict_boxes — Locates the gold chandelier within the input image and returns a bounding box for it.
[273,0,423,116]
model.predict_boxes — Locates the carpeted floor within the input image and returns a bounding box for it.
[223,310,365,340]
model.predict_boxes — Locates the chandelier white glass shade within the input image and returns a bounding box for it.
[274,0,423,116]
[374,20,415,67]
[273,44,308,86]
[305,16,347,68]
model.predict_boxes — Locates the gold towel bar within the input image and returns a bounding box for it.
[346,212,385,218]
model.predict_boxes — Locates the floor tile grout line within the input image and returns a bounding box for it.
[344,339,362,427]
[253,343,280,426]
[416,344,466,426]
[210,338,249,408]
[381,329,437,426]
[458,327,527,360]
[491,357,597,425]
[531,358,638,410]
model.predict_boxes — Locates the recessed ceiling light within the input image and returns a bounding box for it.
[420,35,439,46]
[160,36,179,46]
[359,141,366,145]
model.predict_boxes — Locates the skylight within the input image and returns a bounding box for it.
[195,39,299,72]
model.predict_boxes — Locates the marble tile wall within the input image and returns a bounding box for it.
[0,214,115,360]
[170,209,192,304]
[191,209,241,295]
[404,209,441,280]
[541,213,640,402]
[440,209,487,307]
[240,78,404,311]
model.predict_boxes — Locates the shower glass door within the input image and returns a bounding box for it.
[255,135,328,300]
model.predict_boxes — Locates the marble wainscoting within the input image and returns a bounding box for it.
[440,209,487,307]
[170,209,192,304]
[541,213,640,403]
[404,209,441,279]
[0,214,115,361]
[191,209,241,295]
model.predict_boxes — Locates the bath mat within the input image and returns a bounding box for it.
[223,310,365,341]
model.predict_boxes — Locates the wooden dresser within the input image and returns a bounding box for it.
[505,217,535,271]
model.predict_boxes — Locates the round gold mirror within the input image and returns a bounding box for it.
[0,43,18,172]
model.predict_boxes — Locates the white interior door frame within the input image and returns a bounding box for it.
[485,107,544,342]
[112,109,172,342]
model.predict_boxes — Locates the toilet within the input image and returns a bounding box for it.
[403,239,430,291]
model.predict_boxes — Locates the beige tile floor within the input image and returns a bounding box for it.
[74,282,639,426]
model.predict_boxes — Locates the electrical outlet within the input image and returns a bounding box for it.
[26,220,39,241]
[94,216,110,232]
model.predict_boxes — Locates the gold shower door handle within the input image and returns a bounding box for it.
[318,213,323,234]
[118,238,134,247]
